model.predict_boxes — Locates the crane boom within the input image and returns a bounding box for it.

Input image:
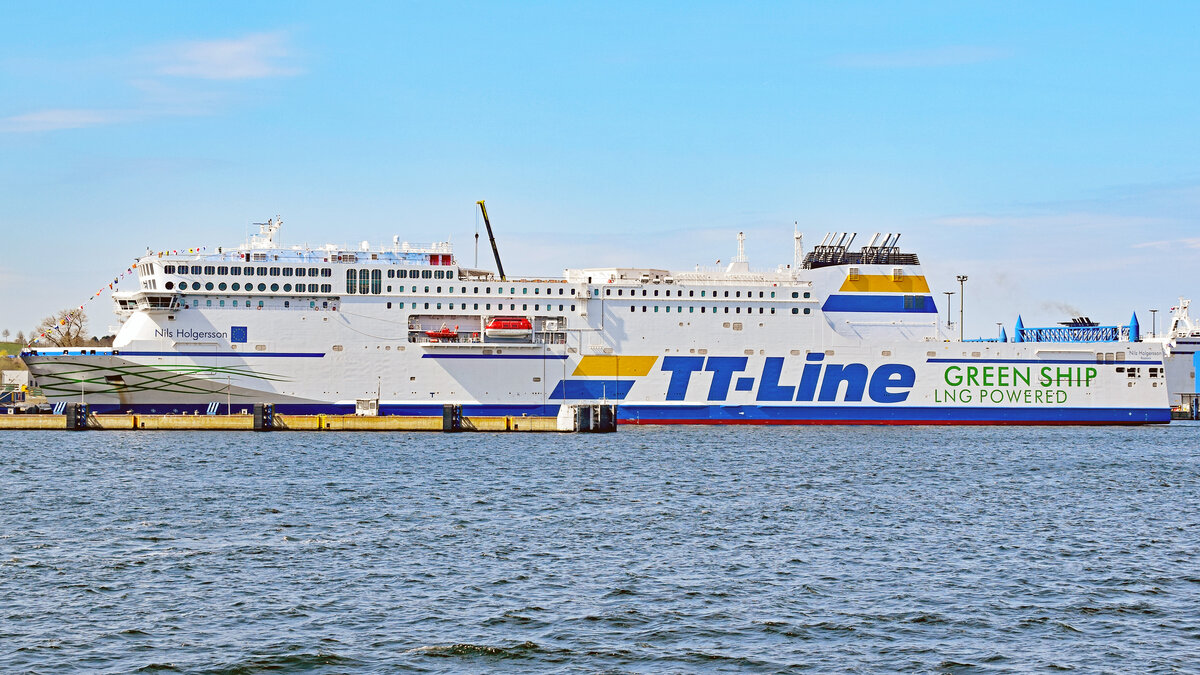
[476,200,506,281]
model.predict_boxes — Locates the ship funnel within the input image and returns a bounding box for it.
[1128,312,1140,342]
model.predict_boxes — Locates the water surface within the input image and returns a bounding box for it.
[2,425,1197,672]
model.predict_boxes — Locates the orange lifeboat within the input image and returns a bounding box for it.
[484,316,532,338]
[425,323,459,339]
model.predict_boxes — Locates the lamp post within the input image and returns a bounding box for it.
[943,291,955,331]
[1150,309,1158,338]
[956,275,968,341]
[997,322,1003,341]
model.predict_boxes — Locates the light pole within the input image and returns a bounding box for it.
[997,322,1003,340]
[1150,309,1158,338]
[943,291,955,331]
[956,275,968,341]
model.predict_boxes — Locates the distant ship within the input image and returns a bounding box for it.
[22,219,1170,424]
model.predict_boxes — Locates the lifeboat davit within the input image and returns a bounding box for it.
[425,324,459,339]
[484,316,532,338]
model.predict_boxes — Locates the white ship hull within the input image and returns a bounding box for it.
[23,225,1171,424]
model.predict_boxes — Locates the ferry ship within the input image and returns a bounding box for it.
[22,218,1171,424]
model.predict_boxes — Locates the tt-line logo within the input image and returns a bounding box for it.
[660,354,915,403]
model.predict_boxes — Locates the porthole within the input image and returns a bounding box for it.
[258,283,266,292]
[165,281,174,290]
[283,283,292,292]
[218,282,227,291]
[205,282,214,291]
[231,283,240,291]
[270,283,279,292]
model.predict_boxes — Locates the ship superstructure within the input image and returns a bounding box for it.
[23,220,1170,424]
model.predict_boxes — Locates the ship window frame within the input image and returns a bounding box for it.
[257,283,266,292]
[204,265,216,275]
[257,266,267,276]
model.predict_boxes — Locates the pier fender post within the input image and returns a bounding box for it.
[597,404,616,432]
[442,404,462,432]
[576,406,592,432]
[253,403,274,431]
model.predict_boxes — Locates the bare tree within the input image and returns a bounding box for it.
[1,329,8,341]
[15,331,25,344]
[33,310,89,347]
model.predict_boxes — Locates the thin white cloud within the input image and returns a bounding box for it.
[930,212,1166,229]
[1,31,300,133]
[1134,237,1200,250]
[0,108,138,133]
[830,46,1010,69]
[155,31,301,80]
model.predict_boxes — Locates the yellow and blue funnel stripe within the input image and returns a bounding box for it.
[824,274,937,313]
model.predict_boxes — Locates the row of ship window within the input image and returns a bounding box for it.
[182,300,334,309]
[385,302,578,312]
[347,269,577,297]
[163,264,458,280]
[168,281,334,293]
[629,305,812,315]
[601,288,812,299]
[163,264,334,277]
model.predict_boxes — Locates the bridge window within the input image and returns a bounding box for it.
[358,268,370,294]
[346,269,357,294]
[372,269,382,294]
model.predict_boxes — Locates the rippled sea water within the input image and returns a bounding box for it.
[2,424,1197,673]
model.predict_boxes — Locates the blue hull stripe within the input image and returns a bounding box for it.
[822,294,938,313]
[548,379,635,400]
[57,402,1168,424]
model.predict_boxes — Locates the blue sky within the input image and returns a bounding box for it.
[2,1,1198,338]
